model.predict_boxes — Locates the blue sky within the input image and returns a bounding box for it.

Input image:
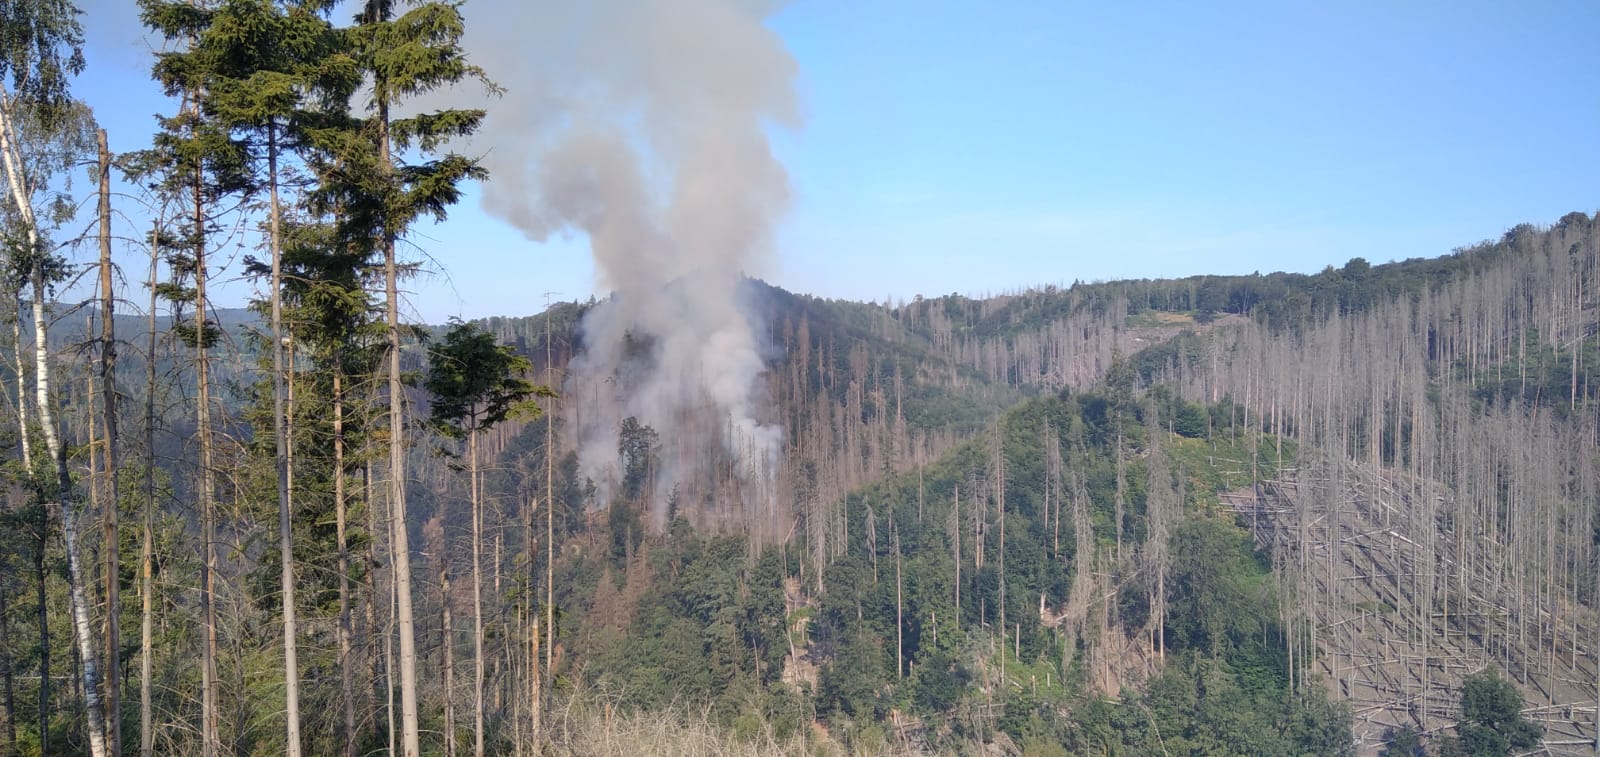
[74,0,1600,321]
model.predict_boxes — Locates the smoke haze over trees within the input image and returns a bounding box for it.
[459,0,798,532]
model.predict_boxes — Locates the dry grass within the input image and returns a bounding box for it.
[535,682,929,756]
[531,679,808,756]
[544,707,814,757]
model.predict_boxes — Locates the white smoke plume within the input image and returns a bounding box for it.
[466,0,799,525]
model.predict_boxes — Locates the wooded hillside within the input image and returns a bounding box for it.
[0,2,1594,754]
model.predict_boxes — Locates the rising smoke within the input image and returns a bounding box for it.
[466,0,800,525]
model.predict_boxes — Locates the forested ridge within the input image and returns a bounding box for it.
[0,1,1597,756]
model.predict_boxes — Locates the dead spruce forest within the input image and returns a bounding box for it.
[4,199,1598,757]
[1,3,1599,757]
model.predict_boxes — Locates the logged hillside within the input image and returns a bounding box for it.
[1159,214,1600,752]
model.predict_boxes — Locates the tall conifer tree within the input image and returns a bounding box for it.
[318,4,493,753]
[138,2,255,751]
[196,3,354,751]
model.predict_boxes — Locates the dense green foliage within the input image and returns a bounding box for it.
[425,319,550,440]
[1439,670,1542,756]
[540,386,1351,754]
[901,212,1597,341]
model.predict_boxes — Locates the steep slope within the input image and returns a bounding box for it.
[410,212,1600,755]
[1138,212,1600,753]
[540,380,1350,754]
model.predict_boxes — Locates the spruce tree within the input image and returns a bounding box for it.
[425,320,551,757]
[138,2,256,751]
[297,224,383,757]
[195,3,355,751]
[318,4,493,752]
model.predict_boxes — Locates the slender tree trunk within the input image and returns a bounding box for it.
[377,86,423,757]
[33,529,46,757]
[1048,427,1060,560]
[1146,414,1169,662]
[192,127,220,757]
[529,614,540,741]
[997,445,1006,672]
[69,611,79,727]
[537,418,553,739]
[544,318,555,701]
[470,428,485,757]
[12,292,27,472]
[365,463,387,752]
[865,506,878,583]
[386,550,395,757]
[0,572,13,754]
[952,485,960,617]
[266,120,303,757]
[96,127,122,757]
[1114,432,1125,565]
[87,330,101,544]
[139,225,157,757]
[440,550,455,757]
[526,492,540,744]
[334,366,356,757]
[894,517,902,680]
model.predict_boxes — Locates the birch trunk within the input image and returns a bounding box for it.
[1,83,107,757]
[33,266,109,757]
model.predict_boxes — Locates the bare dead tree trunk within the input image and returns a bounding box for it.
[997,438,1007,672]
[1145,410,1170,661]
[529,612,540,741]
[266,120,302,757]
[470,427,485,757]
[191,127,220,757]
[365,462,392,754]
[441,543,455,757]
[865,505,878,583]
[534,489,547,736]
[334,365,356,757]
[139,224,157,757]
[96,128,121,757]
[894,516,903,680]
[1067,471,1094,680]
[380,99,423,757]
[1114,431,1125,565]
[544,306,555,698]
[952,485,960,617]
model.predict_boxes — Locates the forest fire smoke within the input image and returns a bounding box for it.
[470,0,799,525]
